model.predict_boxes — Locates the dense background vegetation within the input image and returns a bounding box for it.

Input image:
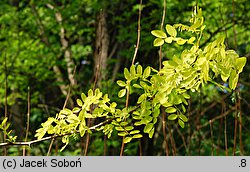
[0,0,249,156]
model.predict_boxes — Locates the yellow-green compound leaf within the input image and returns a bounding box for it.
[196,57,206,66]
[120,121,128,126]
[85,113,94,118]
[143,66,151,78]
[117,80,126,87]
[81,93,87,103]
[168,114,178,120]
[130,130,140,135]
[166,107,177,113]
[149,127,155,138]
[125,126,134,131]
[133,84,142,89]
[132,134,143,139]
[103,94,110,102]
[176,38,187,45]
[182,92,190,99]
[118,89,126,98]
[187,37,196,44]
[137,93,147,104]
[115,126,124,131]
[165,37,173,43]
[137,65,143,75]
[124,68,131,80]
[179,114,188,122]
[79,124,86,137]
[229,70,239,90]
[236,57,247,73]
[178,119,185,128]
[77,99,83,107]
[144,123,154,133]
[166,24,177,37]
[153,38,164,46]
[60,108,73,115]
[1,117,8,127]
[118,132,127,137]
[151,30,167,38]
[221,74,229,83]
[130,65,136,76]
[72,107,81,113]
[88,89,93,96]
[124,137,132,143]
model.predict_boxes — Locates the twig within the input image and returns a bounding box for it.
[159,0,169,156]
[224,116,228,156]
[158,0,166,69]
[131,0,142,65]
[197,107,236,129]
[167,123,176,155]
[0,118,113,147]
[23,87,30,156]
[120,0,143,156]
[174,125,187,151]
[162,107,169,155]
[238,91,243,155]
[233,91,238,156]
[4,51,8,156]
[209,120,214,156]
[139,140,142,156]
[84,31,102,155]
[103,135,107,156]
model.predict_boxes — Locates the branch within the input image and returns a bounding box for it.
[131,0,142,65]
[197,107,235,130]
[0,119,113,147]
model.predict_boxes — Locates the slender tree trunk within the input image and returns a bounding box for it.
[94,9,109,87]
[83,9,110,156]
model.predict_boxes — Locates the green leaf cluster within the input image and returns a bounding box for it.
[0,117,17,143]
[35,7,246,151]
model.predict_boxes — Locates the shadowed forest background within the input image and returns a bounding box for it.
[0,0,250,156]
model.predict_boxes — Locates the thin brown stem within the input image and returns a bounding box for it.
[175,125,187,151]
[3,52,8,156]
[103,135,107,156]
[224,116,228,156]
[139,140,142,156]
[209,120,214,156]
[131,0,142,65]
[84,57,101,156]
[233,91,238,156]
[217,118,223,155]
[162,108,169,155]
[120,0,143,153]
[187,99,191,155]
[23,87,30,156]
[119,87,130,156]
[197,107,236,129]
[119,138,125,156]
[159,0,166,69]
[159,0,169,156]
[239,92,243,155]
[167,124,176,155]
